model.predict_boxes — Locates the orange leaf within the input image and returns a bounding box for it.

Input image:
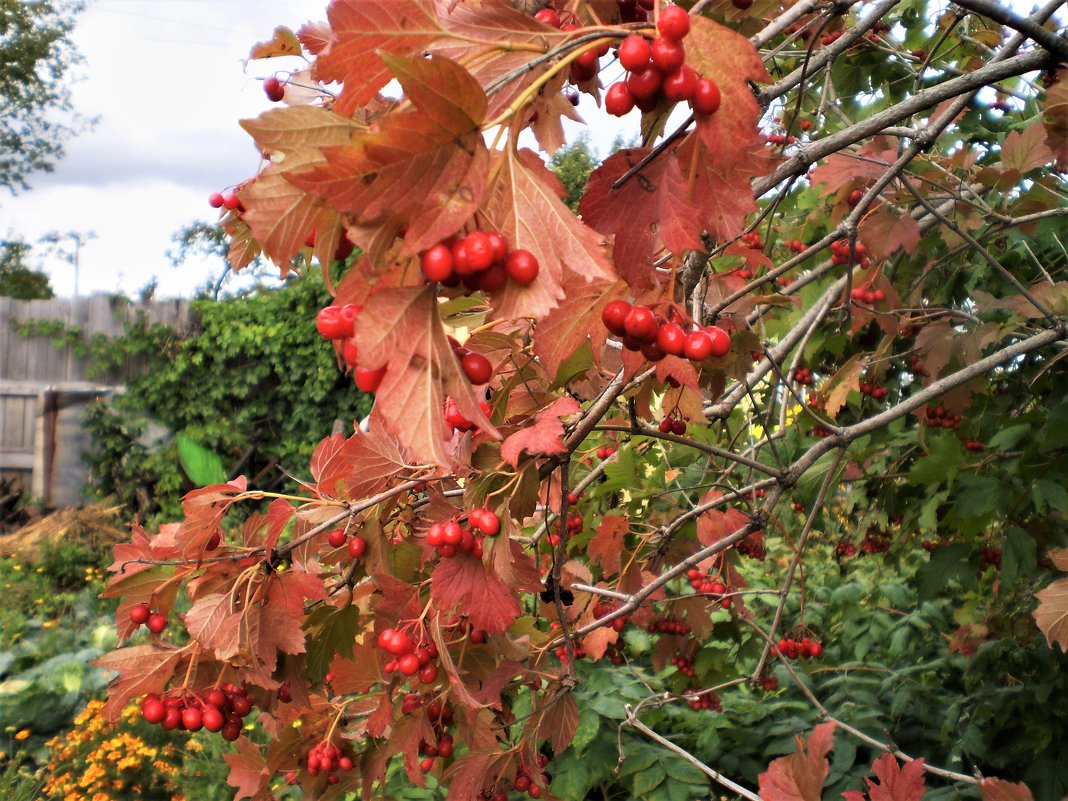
[500,396,581,467]
[980,778,1036,801]
[310,428,409,500]
[1034,575,1068,651]
[431,553,522,634]
[588,514,629,577]
[846,754,926,801]
[1000,120,1054,173]
[758,721,836,801]
[533,273,624,382]
[249,25,302,59]
[857,207,921,262]
[92,644,183,721]
[224,736,271,800]
[356,286,499,468]
[1042,80,1068,169]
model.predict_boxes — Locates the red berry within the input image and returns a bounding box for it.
[534,7,561,26]
[657,5,690,41]
[202,705,225,732]
[142,697,166,724]
[505,249,540,284]
[691,77,721,115]
[475,508,500,535]
[181,707,203,732]
[461,352,493,385]
[623,306,658,343]
[848,188,863,207]
[420,756,435,772]
[486,231,508,263]
[222,193,240,211]
[162,707,182,730]
[316,306,346,340]
[461,232,495,273]
[327,528,347,548]
[398,653,421,676]
[130,603,151,625]
[656,322,687,356]
[704,325,731,357]
[342,338,359,368]
[662,65,698,102]
[208,192,225,209]
[684,330,714,361]
[347,536,366,559]
[618,35,652,71]
[601,300,632,336]
[627,65,663,101]
[477,261,509,292]
[421,244,454,282]
[264,75,285,102]
[355,365,387,393]
[605,81,635,116]
[419,663,439,684]
[146,612,167,634]
[651,36,685,73]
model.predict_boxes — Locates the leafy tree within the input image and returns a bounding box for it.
[549,136,597,211]
[0,0,92,194]
[88,3,1068,801]
[0,237,53,298]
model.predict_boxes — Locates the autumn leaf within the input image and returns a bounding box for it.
[1000,120,1054,173]
[307,0,446,115]
[224,736,271,800]
[824,353,867,419]
[588,514,629,577]
[500,396,581,467]
[697,490,750,546]
[444,750,515,801]
[92,644,183,721]
[1043,80,1068,168]
[175,477,248,557]
[309,428,409,500]
[979,778,1035,801]
[431,553,522,634]
[533,272,624,382]
[355,286,499,468]
[536,688,579,754]
[249,25,302,59]
[184,592,243,661]
[857,207,921,262]
[484,148,616,321]
[758,721,836,801]
[1034,575,1068,651]
[810,139,898,194]
[842,754,926,801]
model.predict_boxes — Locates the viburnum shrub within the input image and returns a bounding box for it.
[93,0,1068,799]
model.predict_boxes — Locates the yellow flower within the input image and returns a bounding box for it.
[14,728,30,740]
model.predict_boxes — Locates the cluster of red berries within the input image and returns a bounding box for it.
[926,405,962,429]
[315,302,388,393]
[685,690,722,712]
[906,354,928,377]
[444,397,492,435]
[756,674,779,691]
[835,540,858,558]
[129,603,167,634]
[787,238,807,253]
[602,301,732,362]
[811,425,834,438]
[647,616,691,635]
[859,381,890,401]
[861,525,892,554]
[794,367,813,386]
[740,231,765,251]
[207,190,244,213]
[420,231,539,290]
[323,527,367,559]
[850,285,887,304]
[418,730,455,772]
[979,545,1002,568]
[685,569,732,607]
[377,627,441,683]
[830,239,871,267]
[670,653,696,677]
[510,755,552,799]
[288,741,355,786]
[657,410,687,435]
[737,530,767,561]
[604,9,723,117]
[595,444,617,460]
[534,10,612,84]
[593,602,629,633]
[773,636,823,659]
[426,509,499,559]
[263,75,285,102]
[792,500,807,513]
[140,685,253,740]
[961,435,984,452]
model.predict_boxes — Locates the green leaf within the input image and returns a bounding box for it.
[1033,479,1068,514]
[571,708,602,757]
[630,764,666,796]
[916,543,974,598]
[304,604,363,683]
[1001,526,1037,586]
[909,435,966,489]
[175,432,227,487]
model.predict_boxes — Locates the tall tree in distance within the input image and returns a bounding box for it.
[0,0,92,194]
[0,237,54,299]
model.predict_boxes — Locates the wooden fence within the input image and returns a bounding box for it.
[0,295,193,506]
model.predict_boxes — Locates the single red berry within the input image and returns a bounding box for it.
[327,528,347,548]
[619,35,652,71]
[573,49,600,73]
[316,306,346,340]
[601,300,632,336]
[671,418,686,435]
[342,338,359,368]
[684,330,714,361]
[202,705,226,732]
[623,305,658,343]
[657,5,690,41]
[534,7,561,26]
[355,365,387,393]
[627,65,663,101]
[486,231,508,263]
[461,352,493,385]
[264,75,285,102]
[658,417,672,433]
[222,193,241,211]
[421,244,455,282]
[704,325,731,357]
[605,81,635,116]
[848,188,863,207]
[206,688,227,708]
[181,707,203,732]
[162,707,182,730]
[142,696,166,724]
[419,663,439,684]
[130,603,151,625]
[505,249,540,284]
[691,77,721,115]
[475,508,500,536]
[656,322,687,356]
[461,232,495,273]
[398,653,421,676]
[146,612,167,634]
[641,340,666,362]
[443,520,463,546]
[662,65,698,101]
[208,192,225,209]
[477,261,509,292]
[651,36,685,73]
[420,756,435,772]
[347,536,366,559]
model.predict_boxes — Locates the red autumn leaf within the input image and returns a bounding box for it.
[533,272,625,382]
[1000,120,1054,173]
[685,16,770,160]
[355,286,499,468]
[264,498,294,551]
[758,721,836,801]
[184,591,243,661]
[107,523,178,578]
[697,490,750,546]
[580,146,704,291]
[444,750,515,801]
[1034,575,1068,651]
[857,207,921,262]
[92,643,183,721]
[810,140,899,194]
[843,754,926,801]
[175,477,247,557]
[588,514,629,577]
[224,736,272,801]
[1043,80,1068,168]
[289,55,490,259]
[484,148,616,321]
[306,0,445,115]
[979,779,1035,801]
[329,640,386,695]
[500,396,581,467]
[431,553,522,634]
[310,428,409,500]
[537,689,579,754]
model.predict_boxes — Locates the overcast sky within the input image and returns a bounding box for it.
[0,0,628,300]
